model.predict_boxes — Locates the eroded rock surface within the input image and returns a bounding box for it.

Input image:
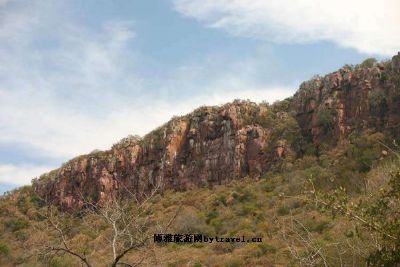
[33,54,400,209]
[292,55,400,145]
[34,101,287,208]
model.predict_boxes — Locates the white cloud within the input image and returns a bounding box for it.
[173,0,400,56]
[0,164,54,186]
[0,84,292,189]
[0,13,142,159]
[0,82,293,160]
[0,1,294,188]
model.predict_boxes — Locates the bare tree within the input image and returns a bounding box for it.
[38,206,92,267]
[275,196,364,267]
[279,215,330,267]
[38,178,180,266]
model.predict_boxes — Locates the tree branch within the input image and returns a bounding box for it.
[48,247,91,267]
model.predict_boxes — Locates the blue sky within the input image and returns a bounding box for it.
[0,0,399,193]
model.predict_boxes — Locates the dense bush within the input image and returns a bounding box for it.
[360,57,377,68]
[0,242,9,256]
[316,108,336,132]
[369,90,388,117]
[4,218,29,232]
[311,165,400,266]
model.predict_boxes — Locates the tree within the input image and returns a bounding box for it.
[38,179,180,266]
[360,58,377,68]
[279,215,330,267]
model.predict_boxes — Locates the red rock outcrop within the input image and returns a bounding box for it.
[34,101,286,209]
[33,54,400,209]
[292,53,400,145]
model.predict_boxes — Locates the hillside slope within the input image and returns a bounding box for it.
[0,54,399,267]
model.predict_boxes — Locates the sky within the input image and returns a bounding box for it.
[0,0,399,193]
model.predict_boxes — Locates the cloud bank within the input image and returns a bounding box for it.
[173,0,400,56]
[0,164,53,187]
[0,1,294,187]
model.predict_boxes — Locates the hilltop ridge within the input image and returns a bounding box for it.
[33,53,400,209]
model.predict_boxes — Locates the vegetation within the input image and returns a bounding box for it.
[1,129,398,266]
[2,57,400,266]
[360,58,378,68]
[369,90,388,117]
[316,108,337,132]
[310,162,400,266]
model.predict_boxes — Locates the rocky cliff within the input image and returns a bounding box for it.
[33,101,291,208]
[293,53,400,146]
[33,53,400,209]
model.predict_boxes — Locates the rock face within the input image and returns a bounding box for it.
[292,56,400,146]
[33,54,400,209]
[34,101,286,209]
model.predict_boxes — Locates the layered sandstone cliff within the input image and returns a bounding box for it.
[33,53,400,209]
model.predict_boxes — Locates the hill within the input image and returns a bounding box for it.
[33,53,400,209]
[0,53,399,266]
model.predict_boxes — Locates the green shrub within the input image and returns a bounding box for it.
[254,111,274,128]
[357,156,373,173]
[240,203,258,216]
[369,90,388,117]
[0,242,9,256]
[316,108,336,131]
[342,64,354,71]
[15,230,29,241]
[45,256,73,267]
[305,220,331,233]
[360,58,377,68]
[193,261,204,267]
[288,200,302,210]
[174,211,210,234]
[258,243,277,254]
[215,194,227,206]
[262,180,275,192]
[206,209,218,224]
[5,218,29,232]
[277,206,290,216]
[271,98,292,113]
[232,188,256,203]
[224,256,244,267]
[209,218,223,233]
